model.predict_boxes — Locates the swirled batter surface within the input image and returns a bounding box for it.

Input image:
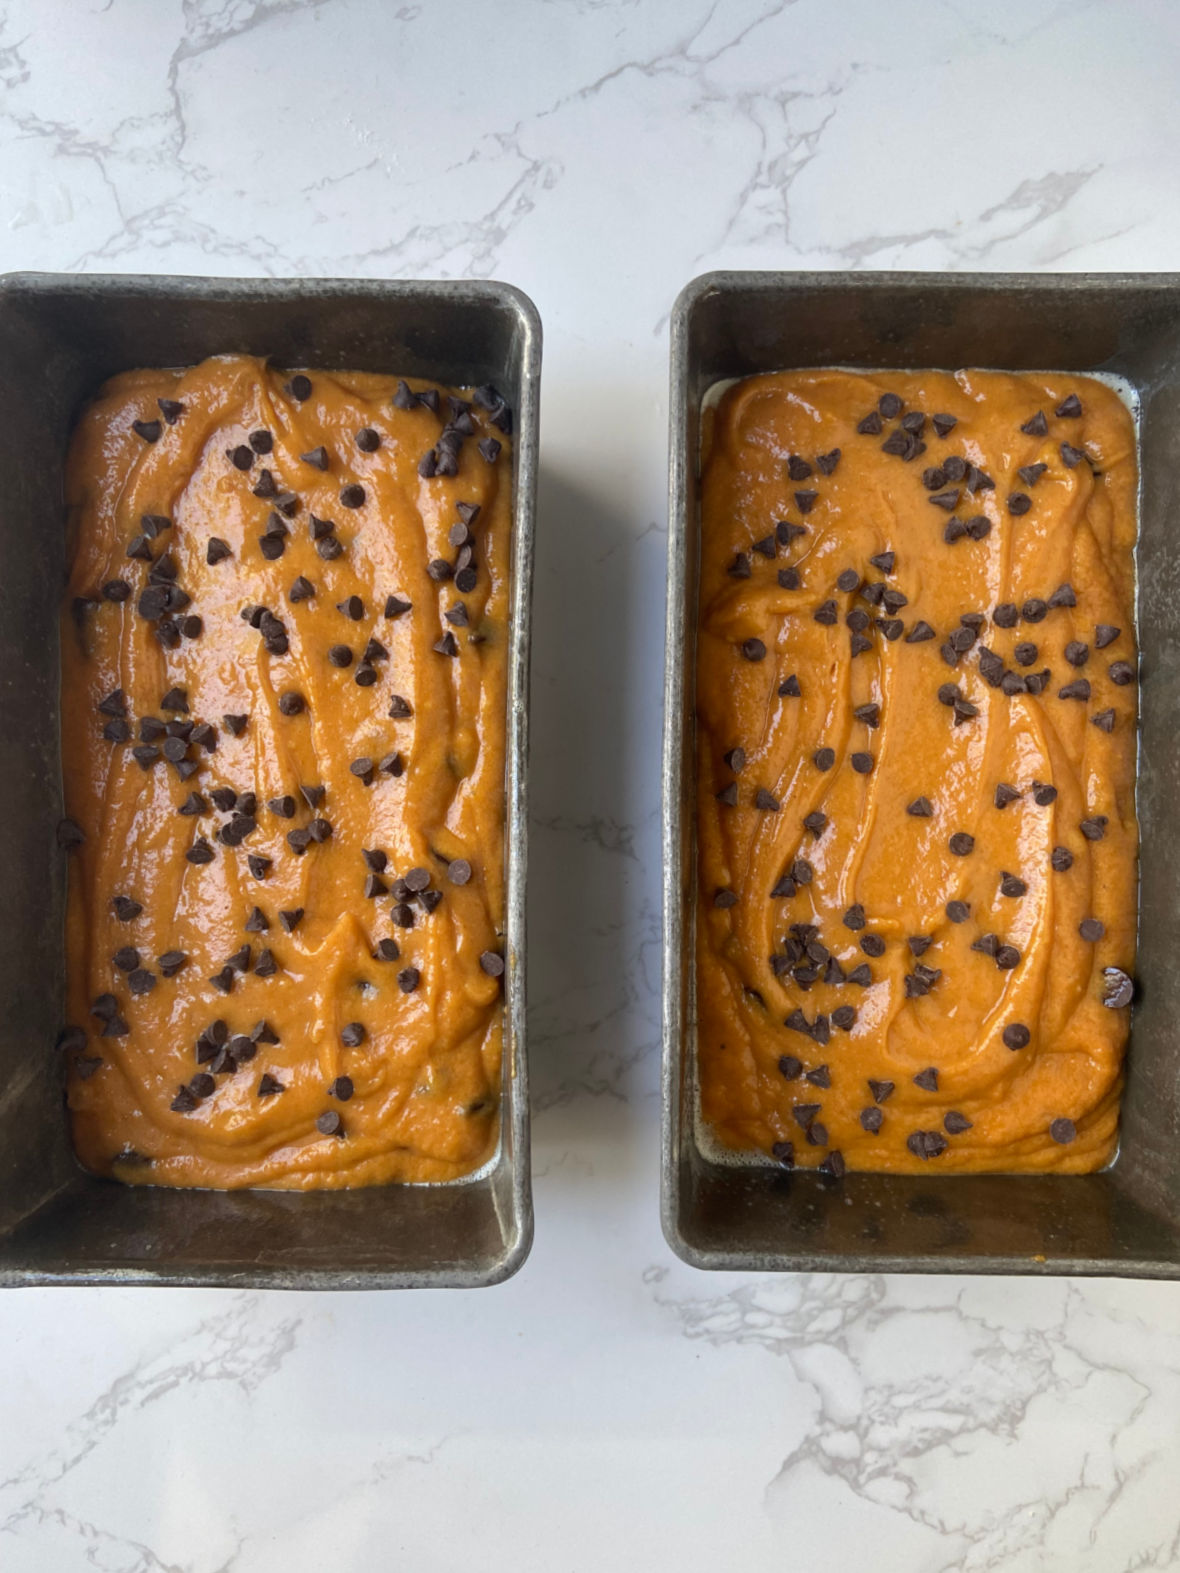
[61,355,512,1189]
[696,369,1138,1174]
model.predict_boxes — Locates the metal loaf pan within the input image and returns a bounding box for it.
[0,273,538,1289]
[663,270,1180,1278]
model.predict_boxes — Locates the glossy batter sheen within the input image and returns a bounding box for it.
[61,355,512,1189]
[696,370,1138,1175]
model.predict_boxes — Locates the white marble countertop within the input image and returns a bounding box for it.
[3,1,1180,1567]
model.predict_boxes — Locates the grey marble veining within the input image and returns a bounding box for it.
[2,0,1180,1567]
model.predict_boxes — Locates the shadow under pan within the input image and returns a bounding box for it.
[662,270,1180,1277]
[0,272,539,1290]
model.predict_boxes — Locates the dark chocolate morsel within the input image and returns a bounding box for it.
[1003,1023,1031,1050]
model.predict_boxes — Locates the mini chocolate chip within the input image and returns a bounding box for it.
[722,747,746,774]
[1079,918,1105,942]
[1102,968,1134,1009]
[853,703,880,728]
[831,1005,856,1032]
[1018,463,1048,487]
[836,568,860,594]
[1080,815,1108,841]
[754,788,780,811]
[1002,1023,1032,1052]
[356,428,381,453]
[850,752,874,774]
[995,945,1021,969]
[339,483,365,508]
[869,552,896,574]
[398,966,421,993]
[1007,492,1031,516]
[278,691,305,716]
[1060,442,1087,469]
[913,1066,939,1092]
[1095,624,1121,650]
[1109,661,1136,686]
[795,490,818,514]
[1051,845,1074,872]
[846,964,872,986]
[971,933,1000,957]
[946,900,970,923]
[858,410,884,435]
[1032,782,1058,806]
[778,675,801,699]
[223,714,247,736]
[716,783,738,807]
[861,934,886,958]
[1064,641,1090,667]
[1092,708,1116,732]
[813,601,838,626]
[816,449,841,475]
[906,797,933,818]
[905,621,935,644]
[850,633,874,657]
[1058,679,1091,700]
[943,1111,972,1135]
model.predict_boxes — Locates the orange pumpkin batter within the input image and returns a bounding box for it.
[60,355,512,1189]
[696,369,1138,1174]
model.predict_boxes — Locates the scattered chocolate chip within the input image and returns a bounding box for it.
[1102,968,1134,1009]
[995,944,1021,969]
[913,1066,939,1092]
[906,1130,948,1160]
[812,601,838,627]
[794,489,818,514]
[906,796,933,818]
[754,788,780,811]
[339,483,365,509]
[247,854,272,878]
[158,950,186,978]
[1032,782,1058,806]
[860,934,886,959]
[1058,678,1091,700]
[480,949,505,979]
[1080,816,1108,841]
[1094,624,1121,650]
[943,1110,973,1135]
[1079,918,1105,943]
[946,900,970,923]
[398,966,421,993]
[716,783,738,807]
[278,691,305,716]
[1051,845,1074,872]
[857,410,884,435]
[433,632,459,657]
[1109,661,1136,686]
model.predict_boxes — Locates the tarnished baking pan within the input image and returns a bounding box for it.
[0,273,537,1289]
[663,270,1180,1277]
